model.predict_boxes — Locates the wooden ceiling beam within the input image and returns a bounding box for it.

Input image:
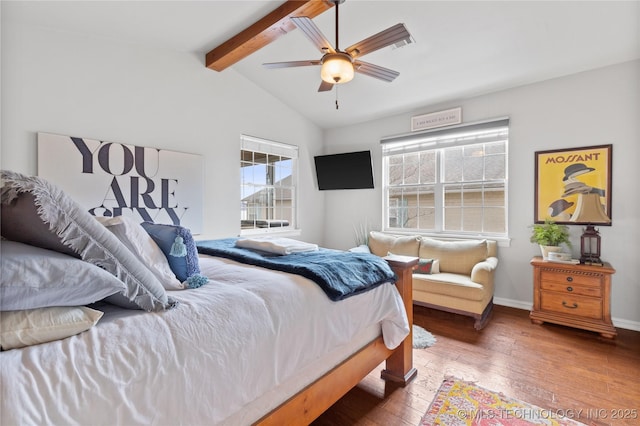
[206,0,334,72]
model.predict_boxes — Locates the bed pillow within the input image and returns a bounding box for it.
[96,216,184,290]
[0,170,175,311]
[0,191,79,258]
[0,240,124,311]
[140,222,201,283]
[0,306,103,350]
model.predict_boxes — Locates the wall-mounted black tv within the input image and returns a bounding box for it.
[314,150,375,190]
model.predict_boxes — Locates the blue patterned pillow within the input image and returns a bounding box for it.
[140,222,200,282]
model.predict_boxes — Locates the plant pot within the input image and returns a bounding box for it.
[540,245,563,260]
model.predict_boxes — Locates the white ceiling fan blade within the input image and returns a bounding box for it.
[354,61,400,82]
[263,60,321,69]
[290,16,336,54]
[318,81,334,92]
[346,23,412,59]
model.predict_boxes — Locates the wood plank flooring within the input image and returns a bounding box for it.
[312,305,640,426]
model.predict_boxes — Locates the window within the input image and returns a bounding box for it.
[381,119,509,237]
[240,135,298,234]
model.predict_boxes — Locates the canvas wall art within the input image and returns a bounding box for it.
[37,132,203,234]
[534,144,612,225]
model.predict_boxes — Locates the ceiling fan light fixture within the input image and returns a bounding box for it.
[320,52,354,84]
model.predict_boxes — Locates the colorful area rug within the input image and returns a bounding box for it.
[420,377,586,426]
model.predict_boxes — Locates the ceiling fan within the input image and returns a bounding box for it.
[263,0,413,92]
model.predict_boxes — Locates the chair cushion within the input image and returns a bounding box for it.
[413,273,484,301]
[419,238,487,275]
[368,231,420,257]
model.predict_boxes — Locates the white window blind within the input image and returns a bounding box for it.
[381,119,509,155]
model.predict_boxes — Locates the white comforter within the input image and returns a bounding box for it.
[0,255,409,425]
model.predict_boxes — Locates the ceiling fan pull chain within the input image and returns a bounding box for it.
[335,86,339,110]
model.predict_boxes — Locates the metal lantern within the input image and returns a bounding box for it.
[580,224,601,265]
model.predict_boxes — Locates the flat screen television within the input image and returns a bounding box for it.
[314,150,375,190]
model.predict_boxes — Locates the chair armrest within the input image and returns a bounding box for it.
[470,256,498,286]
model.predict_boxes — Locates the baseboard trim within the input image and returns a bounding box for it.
[610,318,640,332]
[493,297,532,311]
[493,297,640,332]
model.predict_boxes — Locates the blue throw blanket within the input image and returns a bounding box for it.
[196,238,397,301]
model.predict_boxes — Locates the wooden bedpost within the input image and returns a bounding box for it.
[381,255,418,385]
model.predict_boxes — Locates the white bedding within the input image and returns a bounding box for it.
[0,254,409,425]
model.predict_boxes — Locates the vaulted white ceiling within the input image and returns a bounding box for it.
[5,1,639,129]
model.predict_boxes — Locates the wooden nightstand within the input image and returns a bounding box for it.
[530,257,616,339]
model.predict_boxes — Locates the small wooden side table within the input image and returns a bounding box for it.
[530,257,616,339]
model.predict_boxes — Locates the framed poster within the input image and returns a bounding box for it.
[37,132,204,234]
[534,144,612,225]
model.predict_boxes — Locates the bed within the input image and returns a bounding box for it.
[0,170,417,425]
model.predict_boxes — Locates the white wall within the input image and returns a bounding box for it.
[0,21,326,244]
[2,14,638,328]
[322,60,640,328]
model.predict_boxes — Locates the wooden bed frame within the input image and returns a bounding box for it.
[256,255,418,425]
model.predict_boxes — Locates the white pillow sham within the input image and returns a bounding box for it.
[96,216,184,290]
[0,240,125,311]
[0,306,103,350]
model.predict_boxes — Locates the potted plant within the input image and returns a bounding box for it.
[530,219,572,259]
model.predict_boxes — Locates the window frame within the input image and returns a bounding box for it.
[240,135,299,236]
[381,118,509,240]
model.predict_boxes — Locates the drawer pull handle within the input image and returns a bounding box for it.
[562,301,578,309]
[567,286,573,292]
[566,277,573,282]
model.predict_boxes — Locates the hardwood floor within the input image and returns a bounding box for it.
[312,305,640,426]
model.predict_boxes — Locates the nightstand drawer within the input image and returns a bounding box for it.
[540,281,602,297]
[540,292,602,319]
[540,270,601,288]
